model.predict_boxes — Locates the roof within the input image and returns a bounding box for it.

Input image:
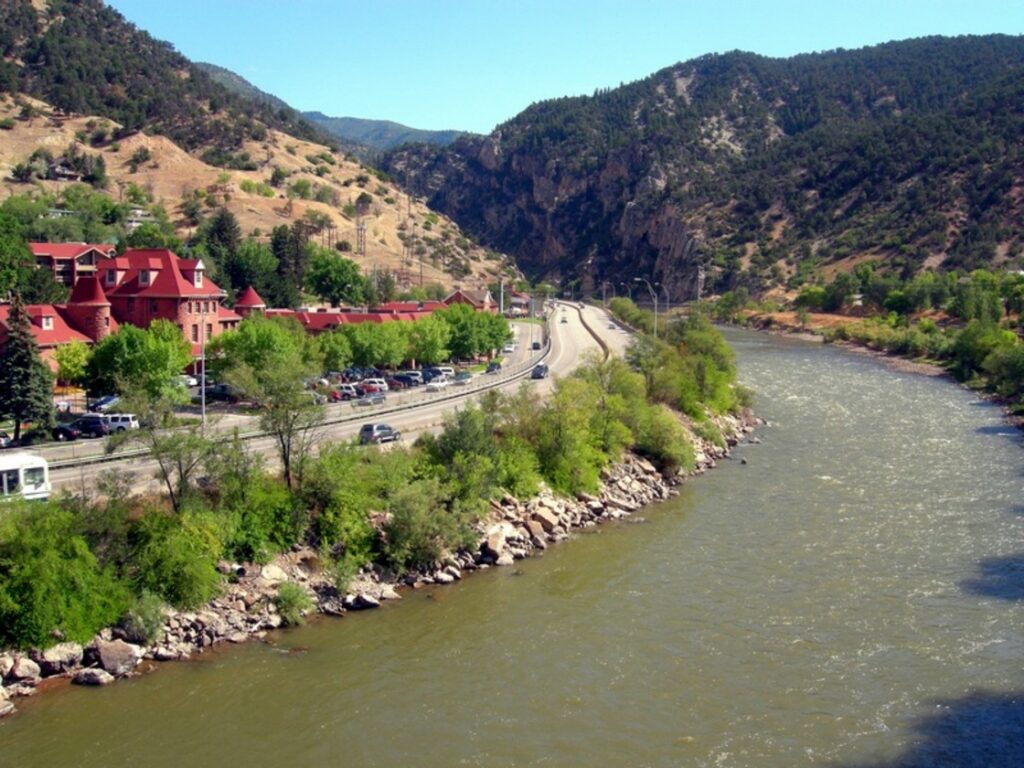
[0,304,92,347]
[235,286,267,309]
[217,305,242,323]
[373,301,421,313]
[67,276,110,305]
[29,242,115,260]
[97,249,225,299]
[445,289,493,308]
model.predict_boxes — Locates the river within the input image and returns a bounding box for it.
[2,329,1022,767]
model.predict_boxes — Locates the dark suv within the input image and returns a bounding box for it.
[70,415,110,438]
[358,423,401,445]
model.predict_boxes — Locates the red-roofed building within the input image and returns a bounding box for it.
[0,303,94,371]
[235,286,267,316]
[29,242,116,286]
[95,249,240,346]
[444,288,497,313]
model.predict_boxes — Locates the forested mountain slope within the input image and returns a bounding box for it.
[383,36,1024,298]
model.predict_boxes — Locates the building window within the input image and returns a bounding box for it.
[194,272,203,288]
[191,324,199,342]
[104,316,110,328]
[127,298,135,312]
[206,323,213,339]
[41,316,53,330]
[187,301,193,314]
[149,299,158,314]
[139,270,150,286]
[104,270,115,285]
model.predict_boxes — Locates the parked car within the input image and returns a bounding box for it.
[70,415,110,438]
[356,392,386,406]
[436,366,455,378]
[330,384,360,401]
[52,423,80,442]
[531,364,549,380]
[531,341,542,351]
[358,423,401,445]
[400,370,424,385]
[303,391,328,406]
[0,430,11,449]
[176,374,199,388]
[202,383,239,403]
[392,373,420,388]
[88,395,120,413]
[485,362,502,374]
[425,376,449,392]
[453,371,473,385]
[503,342,516,353]
[385,377,408,390]
[362,378,389,392]
[422,367,445,383]
[560,316,568,324]
[102,413,140,433]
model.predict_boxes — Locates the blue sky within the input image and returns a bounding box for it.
[108,0,1024,134]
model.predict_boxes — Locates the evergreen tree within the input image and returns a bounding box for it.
[0,293,54,442]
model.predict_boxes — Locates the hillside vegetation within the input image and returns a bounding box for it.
[384,36,1024,297]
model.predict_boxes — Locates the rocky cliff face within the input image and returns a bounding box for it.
[385,36,1024,294]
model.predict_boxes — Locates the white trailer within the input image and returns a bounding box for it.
[0,452,51,502]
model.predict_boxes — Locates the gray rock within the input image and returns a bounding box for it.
[495,552,515,567]
[260,564,288,585]
[532,508,559,533]
[72,668,115,686]
[379,584,402,601]
[35,642,84,677]
[434,572,455,584]
[88,639,142,677]
[0,653,14,679]
[8,656,40,684]
[0,700,14,718]
[354,593,381,609]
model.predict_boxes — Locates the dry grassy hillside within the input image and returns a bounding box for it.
[0,94,515,291]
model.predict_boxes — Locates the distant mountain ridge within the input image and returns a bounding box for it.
[383,35,1024,297]
[303,112,469,152]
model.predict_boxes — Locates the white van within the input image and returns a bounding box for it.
[102,413,140,432]
[0,452,51,501]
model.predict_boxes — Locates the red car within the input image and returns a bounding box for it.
[330,384,360,401]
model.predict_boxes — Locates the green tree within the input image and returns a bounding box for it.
[407,315,451,365]
[317,329,352,372]
[17,266,70,305]
[85,320,192,399]
[54,339,90,386]
[0,210,32,298]
[306,248,365,307]
[0,293,55,442]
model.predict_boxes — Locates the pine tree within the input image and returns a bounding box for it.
[0,293,55,442]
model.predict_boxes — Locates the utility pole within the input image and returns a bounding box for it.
[634,277,659,338]
[356,217,366,257]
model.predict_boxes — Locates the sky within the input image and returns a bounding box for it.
[107,0,1024,134]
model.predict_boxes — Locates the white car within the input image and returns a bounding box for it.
[102,413,140,432]
[362,377,389,392]
[425,376,449,392]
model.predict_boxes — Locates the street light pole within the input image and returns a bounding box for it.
[634,277,659,337]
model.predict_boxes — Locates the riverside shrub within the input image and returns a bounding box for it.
[131,508,223,609]
[275,582,313,626]
[0,502,129,648]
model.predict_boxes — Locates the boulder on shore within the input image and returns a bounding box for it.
[34,642,84,677]
[86,639,142,678]
[73,668,115,686]
[7,656,40,685]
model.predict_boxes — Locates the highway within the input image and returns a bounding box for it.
[47,303,629,494]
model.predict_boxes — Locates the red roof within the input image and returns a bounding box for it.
[235,286,266,308]
[0,304,92,347]
[97,249,224,299]
[217,305,242,323]
[29,242,115,260]
[68,276,110,305]
[374,301,421,313]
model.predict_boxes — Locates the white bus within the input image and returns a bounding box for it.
[0,452,51,502]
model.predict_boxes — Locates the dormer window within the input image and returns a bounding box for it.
[104,270,115,286]
[41,316,53,330]
[139,269,150,286]
[194,271,203,288]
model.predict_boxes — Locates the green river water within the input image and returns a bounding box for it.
[2,329,1022,767]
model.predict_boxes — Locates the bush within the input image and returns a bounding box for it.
[222,475,301,564]
[380,477,468,573]
[0,503,130,648]
[119,590,166,644]
[132,509,223,609]
[274,582,313,626]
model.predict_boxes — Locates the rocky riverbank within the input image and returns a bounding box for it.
[0,409,761,718]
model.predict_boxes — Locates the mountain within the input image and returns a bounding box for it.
[194,62,292,113]
[304,112,468,152]
[0,0,333,160]
[383,36,1024,298]
[0,0,514,292]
